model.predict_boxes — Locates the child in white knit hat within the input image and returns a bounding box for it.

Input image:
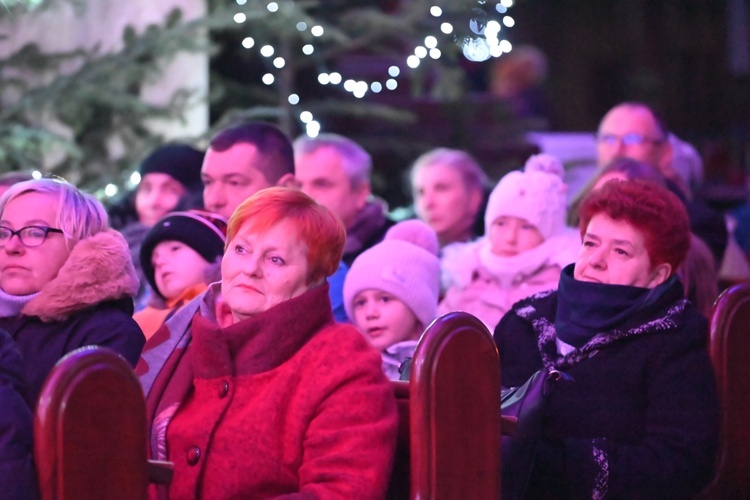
[439,154,580,332]
[343,219,440,380]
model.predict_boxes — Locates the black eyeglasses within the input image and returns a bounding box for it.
[597,133,666,147]
[0,226,64,248]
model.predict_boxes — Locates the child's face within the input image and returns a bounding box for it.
[351,289,422,352]
[152,240,209,300]
[489,215,544,257]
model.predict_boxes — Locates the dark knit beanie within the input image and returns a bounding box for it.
[139,144,205,190]
[140,210,228,298]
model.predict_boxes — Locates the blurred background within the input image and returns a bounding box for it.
[0,0,748,210]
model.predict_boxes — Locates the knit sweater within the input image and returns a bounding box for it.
[494,275,719,499]
[140,283,398,499]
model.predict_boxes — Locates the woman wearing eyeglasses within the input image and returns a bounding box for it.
[0,178,145,407]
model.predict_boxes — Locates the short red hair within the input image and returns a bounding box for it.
[578,179,690,275]
[227,187,346,285]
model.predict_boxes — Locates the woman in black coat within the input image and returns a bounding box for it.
[0,178,145,407]
[495,179,719,499]
[0,328,37,499]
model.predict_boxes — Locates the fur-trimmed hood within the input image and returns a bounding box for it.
[22,229,139,322]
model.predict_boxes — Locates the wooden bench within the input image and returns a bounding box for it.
[700,283,750,498]
[34,311,502,499]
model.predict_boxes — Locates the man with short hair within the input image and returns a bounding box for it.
[294,133,394,267]
[202,122,348,322]
[595,102,727,265]
[596,102,674,176]
[202,122,296,220]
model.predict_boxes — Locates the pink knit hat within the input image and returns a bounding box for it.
[484,154,568,240]
[343,220,440,328]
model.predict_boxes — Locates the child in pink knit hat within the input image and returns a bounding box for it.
[439,154,580,331]
[343,219,440,379]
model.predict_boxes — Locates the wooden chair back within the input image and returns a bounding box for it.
[703,283,750,497]
[34,346,149,500]
[34,313,502,500]
[409,311,502,499]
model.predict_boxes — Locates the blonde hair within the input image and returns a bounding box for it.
[0,177,109,248]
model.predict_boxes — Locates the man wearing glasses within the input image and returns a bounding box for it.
[596,102,674,177]
[595,102,728,267]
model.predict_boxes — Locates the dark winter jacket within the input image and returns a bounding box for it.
[342,201,396,267]
[494,270,719,499]
[0,328,37,500]
[0,230,145,407]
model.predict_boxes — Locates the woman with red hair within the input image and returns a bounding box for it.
[137,187,397,498]
[495,179,718,499]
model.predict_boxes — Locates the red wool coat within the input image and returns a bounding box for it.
[153,285,398,499]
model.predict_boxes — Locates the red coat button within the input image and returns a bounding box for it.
[186,446,201,466]
[219,380,230,398]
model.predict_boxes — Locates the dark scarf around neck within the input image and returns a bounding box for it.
[554,263,680,348]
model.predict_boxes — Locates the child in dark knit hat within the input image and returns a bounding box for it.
[439,154,580,331]
[133,210,227,339]
[343,219,440,380]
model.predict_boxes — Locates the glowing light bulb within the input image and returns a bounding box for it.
[288,94,300,105]
[440,22,453,34]
[242,37,255,49]
[260,45,274,57]
[273,57,285,68]
[262,73,275,85]
[233,13,246,23]
[306,121,321,137]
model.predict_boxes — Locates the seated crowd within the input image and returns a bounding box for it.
[0,100,739,498]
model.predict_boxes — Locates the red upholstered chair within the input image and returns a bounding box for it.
[408,311,502,499]
[34,346,170,500]
[701,283,750,497]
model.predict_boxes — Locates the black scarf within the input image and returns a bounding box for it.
[554,264,678,348]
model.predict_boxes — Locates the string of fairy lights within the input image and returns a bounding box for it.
[103,0,517,198]
[234,0,516,138]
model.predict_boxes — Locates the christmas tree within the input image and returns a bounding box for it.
[0,0,527,205]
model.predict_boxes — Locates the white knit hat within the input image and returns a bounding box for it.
[343,219,440,328]
[484,154,568,240]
